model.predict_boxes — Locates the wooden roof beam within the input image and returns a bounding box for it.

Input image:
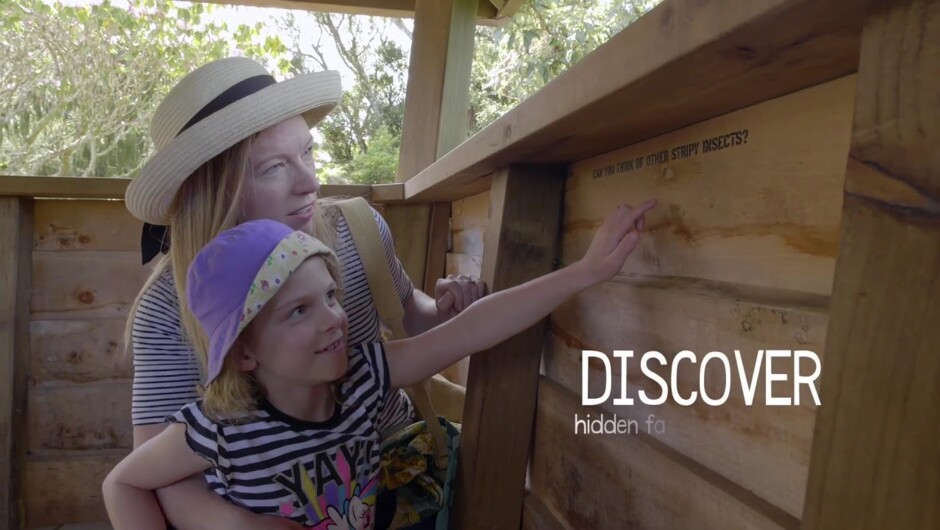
[192,0,520,21]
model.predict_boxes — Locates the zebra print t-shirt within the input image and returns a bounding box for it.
[131,207,415,432]
[168,342,388,528]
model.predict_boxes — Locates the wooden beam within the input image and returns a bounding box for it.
[521,491,568,530]
[452,165,565,529]
[0,176,369,201]
[397,0,477,182]
[422,202,452,294]
[370,183,405,203]
[802,1,940,528]
[0,176,128,199]
[382,204,432,289]
[192,0,499,19]
[1,197,33,529]
[403,0,870,201]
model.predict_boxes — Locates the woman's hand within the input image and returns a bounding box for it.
[576,199,657,282]
[239,513,306,530]
[435,274,486,318]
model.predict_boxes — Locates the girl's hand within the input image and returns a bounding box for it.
[435,274,487,317]
[577,199,657,282]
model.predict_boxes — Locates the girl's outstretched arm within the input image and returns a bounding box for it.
[103,423,211,530]
[386,200,656,388]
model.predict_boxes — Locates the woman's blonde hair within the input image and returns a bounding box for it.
[123,135,338,383]
[200,253,345,421]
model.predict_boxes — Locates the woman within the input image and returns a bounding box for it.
[124,56,483,530]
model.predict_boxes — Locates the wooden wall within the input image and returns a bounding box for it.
[26,199,144,528]
[519,75,857,529]
[442,190,490,386]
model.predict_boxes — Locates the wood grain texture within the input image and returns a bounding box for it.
[26,450,129,528]
[405,0,870,201]
[31,251,153,319]
[423,202,452,294]
[31,319,132,384]
[563,76,856,296]
[451,166,565,530]
[0,176,367,201]
[543,278,827,518]
[803,2,940,528]
[1,197,33,530]
[397,0,477,181]
[28,381,133,451]
[33,200,142,251]
[382,204,431,290]
[530,378,795,530]
[521,491,570,530]
[451,190,489,256]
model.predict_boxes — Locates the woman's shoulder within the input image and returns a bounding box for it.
[133,267,182,327]
[140,267,179,303]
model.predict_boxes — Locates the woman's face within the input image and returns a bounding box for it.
[242,115,320,232]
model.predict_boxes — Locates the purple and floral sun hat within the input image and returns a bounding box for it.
[186,219,335,385]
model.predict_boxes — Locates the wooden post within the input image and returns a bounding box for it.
[390,0,476,290]
[397,0,476,181]
[1,197,33,529]
[802,1,940,528]
[452,166,566,530]
[423,202,452,294]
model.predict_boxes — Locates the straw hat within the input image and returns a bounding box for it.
[126,57,342,225]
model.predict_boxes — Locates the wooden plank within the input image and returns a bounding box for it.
[0,176,128,199]
[521,492,569,530]
[562,76,856,296]
[31,251,152,320]
[31,319,132,383]
[404,0,871,201]
[33,200,142,251]
[1,197,32,530]
[544,278,828,518]
[397,0,477,181]
[319,184,373,198]
[193,0,500,19]
[382,204,431,289]
[26,450,128,528]
[370,183,405,203]
[28,381,133,451]
[0,175,366,201]
[423,202,452,294]
[802,1,940,528]
[451,190,489,256]
[445,253,482,278]
[452,165,565,530]
[531,378,797,530]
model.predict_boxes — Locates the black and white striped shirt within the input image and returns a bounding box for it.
[132,207,415,432]
[169,342,389,528]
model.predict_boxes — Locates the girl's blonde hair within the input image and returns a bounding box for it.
[200,253,345,421]
[124,135,338,384]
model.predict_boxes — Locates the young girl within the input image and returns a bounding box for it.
[103,201,655,530]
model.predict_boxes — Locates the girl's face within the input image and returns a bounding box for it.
[241,257,348,388]
[242,115,320,232]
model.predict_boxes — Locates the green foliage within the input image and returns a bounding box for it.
[274,13,407,184]
[1,0,660,183]
[342,125,400,185]
[469,0,660,133]
[0,0,287,177]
